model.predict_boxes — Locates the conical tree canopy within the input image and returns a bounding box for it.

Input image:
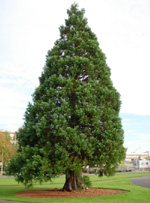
[6,3,126,190]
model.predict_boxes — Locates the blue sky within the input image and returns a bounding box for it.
[121,113,150,153]
[0,0,150,153]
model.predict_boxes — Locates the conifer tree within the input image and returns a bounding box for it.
[6,4,126,191]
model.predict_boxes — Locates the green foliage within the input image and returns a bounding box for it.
[81,175,92,188]
[6,3,126,187]
[0,131,17,167]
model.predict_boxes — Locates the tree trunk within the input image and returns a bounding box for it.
[62,171,86,191]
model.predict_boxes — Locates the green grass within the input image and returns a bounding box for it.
[0,173,150,203]
[0,172,149,185]
[89,172,150,182]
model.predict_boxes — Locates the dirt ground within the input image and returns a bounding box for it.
[16,188,129,199]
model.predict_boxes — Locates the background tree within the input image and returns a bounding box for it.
[0,131,17,168]
[6,4,126,191]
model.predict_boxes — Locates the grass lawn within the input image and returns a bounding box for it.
[0,173,150,203]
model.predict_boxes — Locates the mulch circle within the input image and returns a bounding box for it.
[16,188,129,199]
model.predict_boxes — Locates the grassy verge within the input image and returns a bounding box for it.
[0,172,149,186]
[0,173,149,203]
[89,172,150,182]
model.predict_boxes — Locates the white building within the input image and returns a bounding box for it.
[126,151,150,162]
[134,160,150,170]
[117,151,150,172]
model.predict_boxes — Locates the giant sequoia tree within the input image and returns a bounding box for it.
[6,4,126,191]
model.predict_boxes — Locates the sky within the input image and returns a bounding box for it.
[0,0,150,153]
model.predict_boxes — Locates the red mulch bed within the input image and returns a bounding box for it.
[16,188,129,199]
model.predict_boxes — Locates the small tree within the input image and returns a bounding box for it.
[6,4,126,191]
[0,131,17,167]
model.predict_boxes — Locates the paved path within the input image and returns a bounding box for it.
[130,176,150,188]
[0,176,149,203]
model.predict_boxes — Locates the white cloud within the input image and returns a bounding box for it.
[133,133,150,136]
[135,134,150,140]
[139,136,150,140]
[124,139,150,153]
